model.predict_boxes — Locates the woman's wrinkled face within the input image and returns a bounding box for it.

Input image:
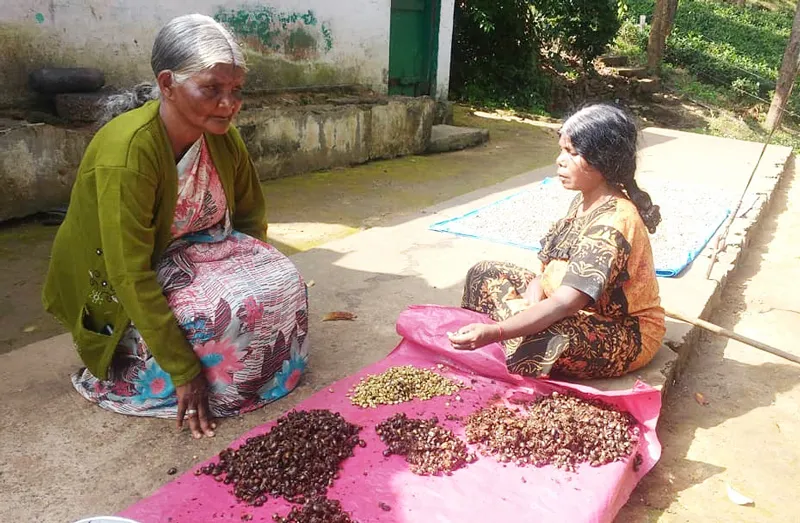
[164,63,245,135]
[555,133,605,193]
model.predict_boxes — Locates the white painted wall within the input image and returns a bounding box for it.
[435,0,455,100]
[0,0,456,107]
[0,0,391,106]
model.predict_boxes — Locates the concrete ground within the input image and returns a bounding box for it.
[0,107,556,354]
[0,111,796,522]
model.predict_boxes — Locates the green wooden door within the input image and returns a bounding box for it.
[388,0,438,96]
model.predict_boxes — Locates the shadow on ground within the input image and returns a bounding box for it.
[0,107,557,355]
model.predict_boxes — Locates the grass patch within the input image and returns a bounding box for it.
[662,65,800,150]
[609,0,800,150]
[622,0,797,112]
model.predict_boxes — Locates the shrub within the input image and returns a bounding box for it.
[610,18,650,64]
[534,0,623,63]
[450,0,623,111]
[731,76,762,100]
[450,0,549,111]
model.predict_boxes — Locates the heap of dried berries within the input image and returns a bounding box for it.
[376,413,476,475]
[200,410,362,505]
[349,365,463,408]
[465,391,639,471]
[272,496,356,523]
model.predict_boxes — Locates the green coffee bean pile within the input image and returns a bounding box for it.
[348,365,463,408]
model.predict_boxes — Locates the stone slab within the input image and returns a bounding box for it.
[636,78,661,95]
[0,123,92,222]
[599,55,630,68]
[615,67,648,79]
[427,124,490,154]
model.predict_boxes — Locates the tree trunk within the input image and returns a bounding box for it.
[647,0,679,74]
[766,2,800,130]
[736,0,746,7]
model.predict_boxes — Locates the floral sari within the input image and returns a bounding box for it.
[72,136,309,418]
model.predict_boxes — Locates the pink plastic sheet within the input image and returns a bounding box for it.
[121,305,662,523]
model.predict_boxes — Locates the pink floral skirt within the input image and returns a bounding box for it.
[71,231,309,418]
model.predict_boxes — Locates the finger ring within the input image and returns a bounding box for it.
[185,409,198,416]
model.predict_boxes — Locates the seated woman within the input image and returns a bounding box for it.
[448,103,665,380]
[43,14,308,438]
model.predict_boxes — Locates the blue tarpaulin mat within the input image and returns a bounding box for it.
[430,178,732,278]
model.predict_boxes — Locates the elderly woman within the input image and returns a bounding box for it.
[43,14,308,438]
[448,104,666,380]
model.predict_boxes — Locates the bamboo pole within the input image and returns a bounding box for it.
[664,307,800,365]
[706,81,796,280]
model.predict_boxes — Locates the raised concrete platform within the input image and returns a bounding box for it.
[0,128,791,522]
[427,124,490,154]
[0,96,435,222]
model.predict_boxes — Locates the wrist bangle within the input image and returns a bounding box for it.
[496,324,504,342]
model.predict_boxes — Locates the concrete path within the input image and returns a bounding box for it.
[0,126,791,522]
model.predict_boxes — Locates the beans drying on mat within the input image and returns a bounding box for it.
[376,413,476,475]
[465,391,639,471]
[272,496,357,523]
[349,365,463,408]
[201,410,361,504]
[435,177,736,274]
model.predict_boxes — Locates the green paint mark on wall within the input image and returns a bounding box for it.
[321,23,333,52]
[34,13,45,23]
[214,6,333,59]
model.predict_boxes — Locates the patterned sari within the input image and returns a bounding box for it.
[72,137,309,418]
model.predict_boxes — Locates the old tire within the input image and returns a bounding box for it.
[29,68,105,94]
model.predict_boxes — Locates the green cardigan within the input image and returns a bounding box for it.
[43,100,267,387]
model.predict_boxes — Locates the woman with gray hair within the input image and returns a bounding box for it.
[43,14,309,439]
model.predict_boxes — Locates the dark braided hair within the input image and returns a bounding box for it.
[560,103,661,233]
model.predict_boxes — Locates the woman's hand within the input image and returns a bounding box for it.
[447,323,501,351]
[176,373,216,439]
[522,277,545,305]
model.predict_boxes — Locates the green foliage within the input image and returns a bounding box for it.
[731,76,762,100]
[450,0,548,111]
[450,0,622,111]
[533,0,622,62]
[622,0,794,103]
[610,18,649,64]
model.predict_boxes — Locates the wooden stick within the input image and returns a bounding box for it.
[664,307,800,365]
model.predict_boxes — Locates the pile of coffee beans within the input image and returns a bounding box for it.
[349,365,463,408]
[376,413,476,475]
[465,391,639,471]
[272,496,357,523]
[201,410,362,504]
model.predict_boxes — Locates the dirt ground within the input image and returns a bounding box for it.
[618,163,800,522]
[0,107,557,356]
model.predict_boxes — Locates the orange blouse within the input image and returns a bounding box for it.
[538,195,666,370]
